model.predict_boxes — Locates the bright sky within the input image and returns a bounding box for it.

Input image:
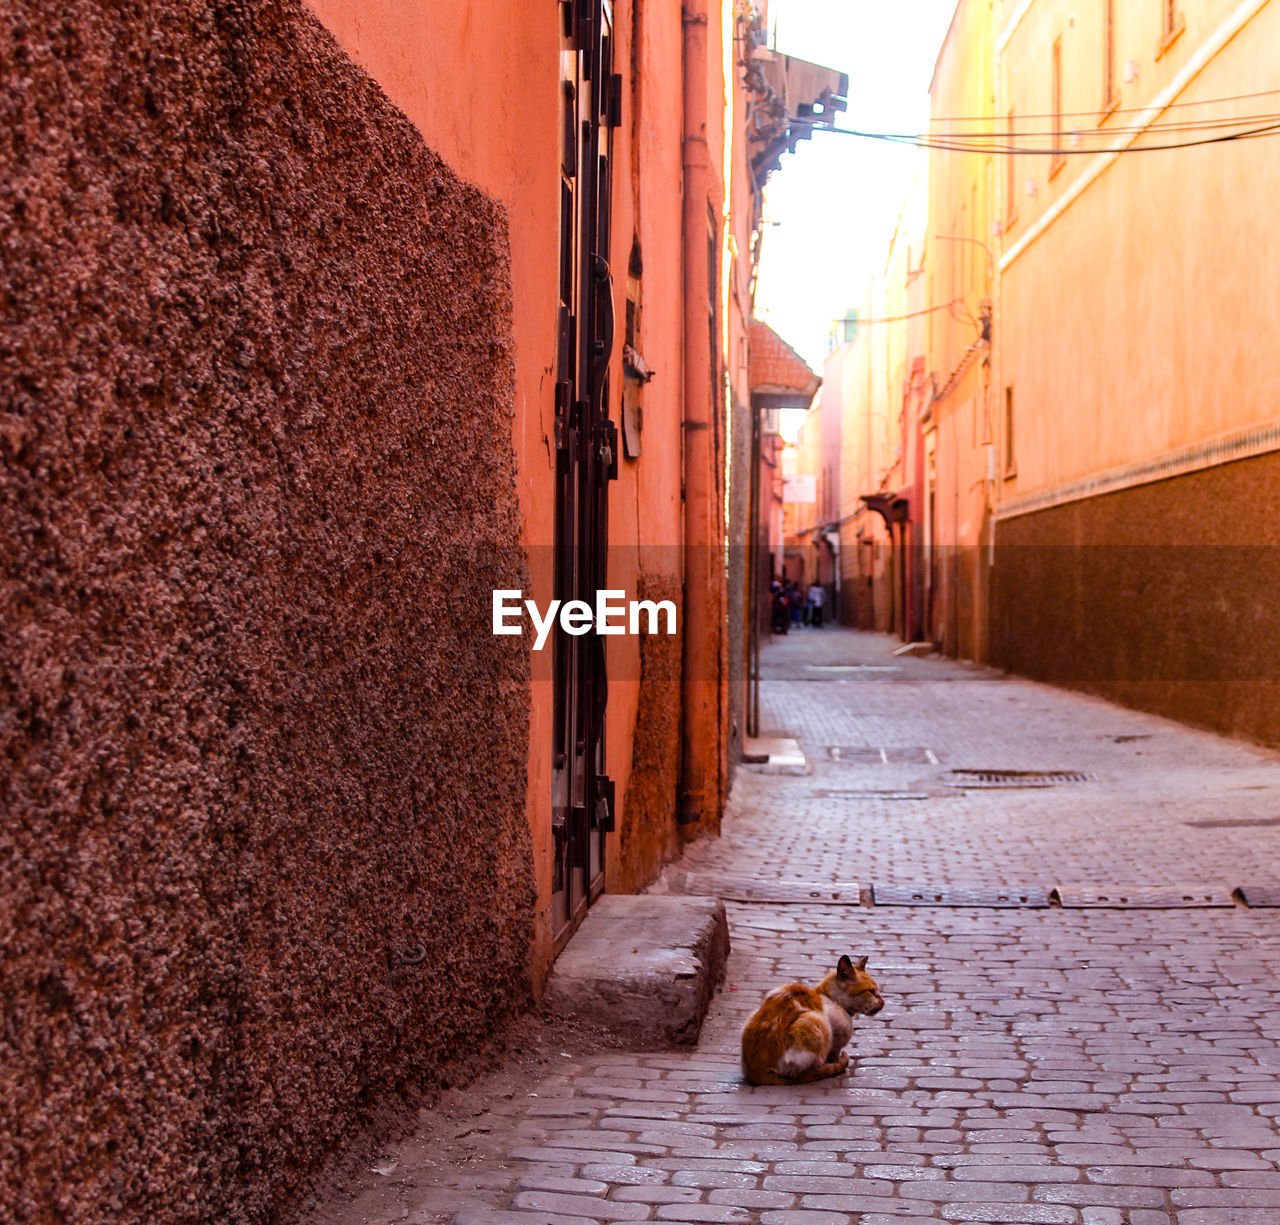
[753,0,959,375]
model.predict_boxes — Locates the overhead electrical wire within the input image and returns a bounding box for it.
[777,85,1280,154]
[828,299,973,326]
[919,86,1280,123]
[921,112,1280,138]
[811,119,1280,155]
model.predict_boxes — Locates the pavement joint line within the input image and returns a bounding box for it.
[676,877,1268,910]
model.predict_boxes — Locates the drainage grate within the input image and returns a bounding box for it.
[872,883,1051,908]
[828,746,887,763]
[1184,818,1280,829]
[806,664,902,672]
[830,745,938,764]
[812,788,929,801]
[947,769,1090,788]
[1235,884,1280,907]
[1053,885,1234,908]
[669,873,863,905]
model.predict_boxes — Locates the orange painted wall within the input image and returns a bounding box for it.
[726,4,760,773]
[306,1,748,972]
[605,0,696,892]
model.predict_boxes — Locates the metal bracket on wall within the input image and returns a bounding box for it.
[596,418,618,480]
[593,774,615,832]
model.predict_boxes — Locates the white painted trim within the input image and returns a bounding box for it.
[998,0,1271,273]
[996,0,1036,55]
[996,419,1280,520]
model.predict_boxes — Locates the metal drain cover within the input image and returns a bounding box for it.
[872,883,1050,908]
[1184,818,1280,829]
[669,873,863,905]
[947,769,1090,788]
[812,788,929,801]
[828,746,887,762]
[829,746,938,764]
[1053,885,1234,908]
[1235,884,1280,907]
[806,664,901,672]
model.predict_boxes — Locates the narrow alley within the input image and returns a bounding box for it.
[312,628,1280,1225]
[9,4,1280,1223]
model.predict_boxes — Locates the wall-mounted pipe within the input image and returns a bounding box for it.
[679,0,720,829]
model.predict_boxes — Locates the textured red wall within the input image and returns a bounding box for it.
[992,453,1280,747]
[0,3,534,1222]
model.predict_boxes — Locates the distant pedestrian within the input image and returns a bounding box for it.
[807,582,826,628]
[770,582,790,634]
[787,581,803,626]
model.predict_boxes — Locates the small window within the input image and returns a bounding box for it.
[562,82,578,178]
[1102,0,1119,112]
[1003,385,1017,478]
[707,209,719,379]
[1005,110,1018,225]
[950,209,959,302]
[625,237,642,348]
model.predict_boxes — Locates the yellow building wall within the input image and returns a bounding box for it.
[991,0,1280,750]
[926,0,996,658]
[786,410,826,588]
[832,247,915,632]
[996,0,1280,507]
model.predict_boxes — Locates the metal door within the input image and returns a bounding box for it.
[552,0,620,948]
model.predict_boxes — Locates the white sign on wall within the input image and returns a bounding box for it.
[782,473,817,504]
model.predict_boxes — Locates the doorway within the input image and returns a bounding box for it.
[551,0,619,947]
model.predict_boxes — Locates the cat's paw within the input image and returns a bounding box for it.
[833,1053,850,1075]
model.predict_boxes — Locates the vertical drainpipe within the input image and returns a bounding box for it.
[680,0,717,829]
[746,396,761,739]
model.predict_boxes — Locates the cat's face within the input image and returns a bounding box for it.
[829,954,884,1016]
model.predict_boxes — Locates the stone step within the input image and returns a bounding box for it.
[542,894,730,1048]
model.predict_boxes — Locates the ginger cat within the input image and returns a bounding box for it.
[741,954,884,1086]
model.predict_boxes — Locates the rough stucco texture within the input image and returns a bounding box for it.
[618,574,682,893]
[0,3,534,1222]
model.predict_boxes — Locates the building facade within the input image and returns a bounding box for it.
[990,0,1280,744]
[924,0,996,660]
[803,178,930,641]
[0,2,843,1222]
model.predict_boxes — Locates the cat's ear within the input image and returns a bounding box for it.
[855,955,869,971]
[837,955,855,978]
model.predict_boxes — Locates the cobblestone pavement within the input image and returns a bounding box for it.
[313,630,1280,1225]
